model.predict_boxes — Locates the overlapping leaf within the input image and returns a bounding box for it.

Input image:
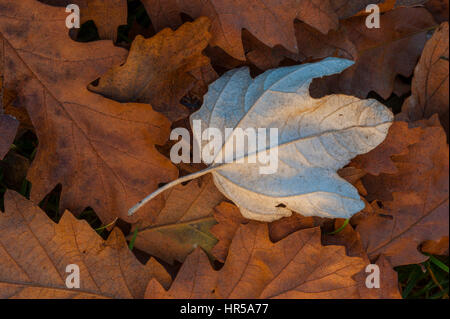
[0,191,171,298]
[0,0,178,224]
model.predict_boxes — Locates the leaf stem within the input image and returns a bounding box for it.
[128,166,219,216]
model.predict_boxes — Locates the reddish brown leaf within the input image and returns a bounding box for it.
[0,0,178,224]
[147,224,367,299]
[309,8,436,100]
[357,117,449,266]
[351,121,422,175]
[0,191,171,298]
[210,202,248,262]
[141,0,384,60]
[323,219,402,298]
[398,22,449,135]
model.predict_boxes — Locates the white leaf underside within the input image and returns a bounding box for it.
[190,58,393,221]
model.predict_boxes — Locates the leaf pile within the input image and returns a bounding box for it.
[0,0,448,299]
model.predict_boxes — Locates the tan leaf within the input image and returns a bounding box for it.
[0,0,178,224]
[131,175,224,264]
[0,191,171,299]
[89,17,213,121]
[146,223,367,299]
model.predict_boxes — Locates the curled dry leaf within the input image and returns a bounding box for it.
[0,0,178,224]
[146,223,367,299]
[357,117,449,266]
[398,22,449,135]
[89,17,215,122]
[130,175,225,264]
[0,191,171,298]
[130,58,394,222]
[41,0,127,41]
[141,0,383,60]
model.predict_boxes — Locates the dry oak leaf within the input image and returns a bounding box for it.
[0,0,178,224]
[210,201,249,263]
[0,191,171,299]
[131,58,394,222]
[308,7,437,100]
[350,121,422,175]
[130,175,225,264]
[89,17,214,122]
[141,0,383,60]
[397,22,449,135]
[41,0,127,41]
[322,219,401,299]
[146,223,367,299]
[357,117,449,266]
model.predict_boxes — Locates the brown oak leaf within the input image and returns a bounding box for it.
[210,202,248,263]
[146,223,367,299]
[309,7,436,100]
[0,191,171,298]
[323,219,401,298]
[350,121,422,175]
[89,17,214,121]
[141,0,384,60]
[130,175,225,264]
[0,0,178,224]
[357,117,449,266]
[397,22,449,135]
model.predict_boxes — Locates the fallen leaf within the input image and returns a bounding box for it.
[210,202,248,262]
[0,0,178,224]
[322,219,402,298]
[397,22,449,135]
[131,58,393,222]
[141,0,383,60]
[357,117,449,266]
[89,17,214,121]
[0,191,171,298]
[350,121,422,175]
[146,223,367,299]
[309,8,436,100]
[131,175,224,264]
[41,0,127,41]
